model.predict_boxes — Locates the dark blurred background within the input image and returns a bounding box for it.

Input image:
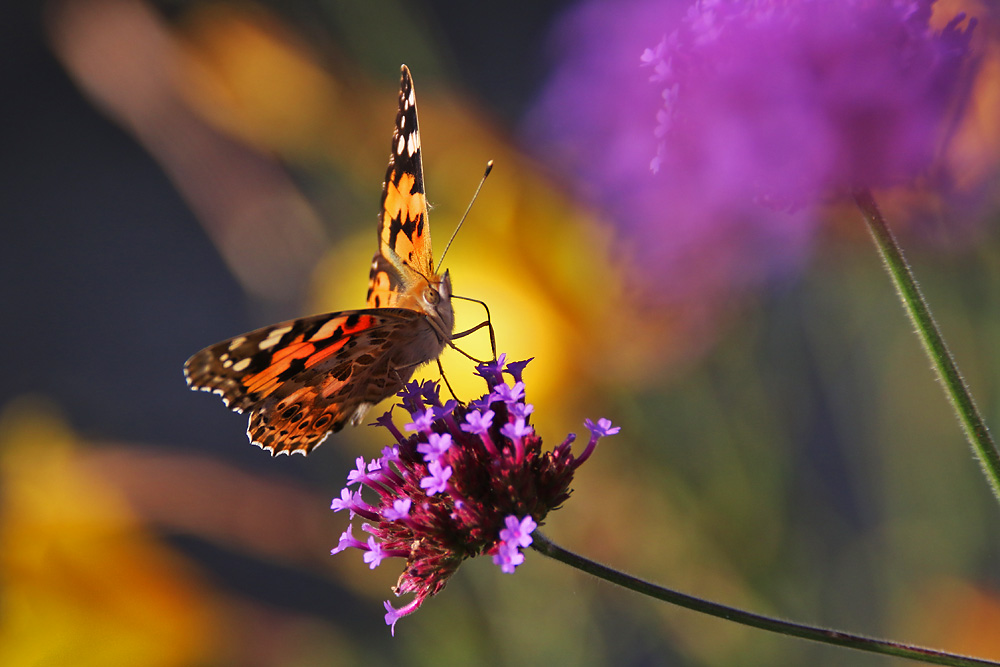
[2,1,1000,665]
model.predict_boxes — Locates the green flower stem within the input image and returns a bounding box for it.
[854,189,1000,502]
[532,532,997,666]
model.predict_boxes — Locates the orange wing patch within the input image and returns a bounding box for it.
[381,171,429,270]
[366,257,399,309]
[241,314,377,393]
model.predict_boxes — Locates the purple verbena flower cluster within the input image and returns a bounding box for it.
[639,0,977,197]
[330,355,619,634]
[527,0,978,307]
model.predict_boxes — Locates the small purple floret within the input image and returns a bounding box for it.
[382,498,412,521]
[509,402,534,420]
[420,459,452,495]
[503,357,533,383]
[585,417,621,438]
[501,418,534,441]
[474,353,507,386]
[492,381,525,406]
[499,515,537,548]
[417,432,453,463]
[461,409,494,434]
[330,524,363,555]
[405,407,435,434]
[330,488,354,514]
[434,400,459,419]
[364,536,386,569]
[346,456,369,485]
[492,541,526,574]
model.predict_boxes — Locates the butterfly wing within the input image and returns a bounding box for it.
[367,64,434,309]
[186,65,455,455]
[184,308,430,455]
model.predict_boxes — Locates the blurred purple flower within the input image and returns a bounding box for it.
[526,0,977,305]
[330,356,619,633]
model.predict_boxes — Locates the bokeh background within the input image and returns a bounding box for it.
[3,0,1000,665]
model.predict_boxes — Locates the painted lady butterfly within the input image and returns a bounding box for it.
[185,65,458,456]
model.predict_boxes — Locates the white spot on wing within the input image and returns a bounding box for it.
[407,129,420,156]
[231,358,251,372]
[309,318,343,342]
[228,336,246,351]
[258,325,292,350]
[397,135,405,155]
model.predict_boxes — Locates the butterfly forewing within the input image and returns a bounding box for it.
[368,64,434,309]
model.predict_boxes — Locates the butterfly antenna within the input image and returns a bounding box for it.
[436,160,493,273]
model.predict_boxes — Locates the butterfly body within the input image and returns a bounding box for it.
[185,65,454,455]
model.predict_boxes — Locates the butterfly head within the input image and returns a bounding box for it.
[414,270,454,342]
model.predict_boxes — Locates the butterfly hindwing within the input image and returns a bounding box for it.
[185,308,431,455]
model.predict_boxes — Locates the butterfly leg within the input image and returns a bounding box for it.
[450,294,497,362]
[447,332,492,364]
[436,357,462,404]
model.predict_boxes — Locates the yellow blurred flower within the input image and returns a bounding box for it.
[0,398,217,667]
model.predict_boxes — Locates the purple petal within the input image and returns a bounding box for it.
[461,409,495,435]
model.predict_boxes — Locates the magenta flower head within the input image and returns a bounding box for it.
[640,0,977,196]
[527,0,978,305]
[330,356,618,634]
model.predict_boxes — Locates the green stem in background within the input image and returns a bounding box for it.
[532,533,997,667]
[854,189,1000,503]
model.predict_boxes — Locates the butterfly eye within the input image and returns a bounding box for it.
[424,286,440,305]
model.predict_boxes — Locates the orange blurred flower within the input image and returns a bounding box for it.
[0,398,217,666]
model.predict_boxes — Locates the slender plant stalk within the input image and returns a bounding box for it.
[532,532,997,666]
[854,189,1000,502]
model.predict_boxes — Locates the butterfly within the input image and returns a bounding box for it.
[185,65,458,456]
